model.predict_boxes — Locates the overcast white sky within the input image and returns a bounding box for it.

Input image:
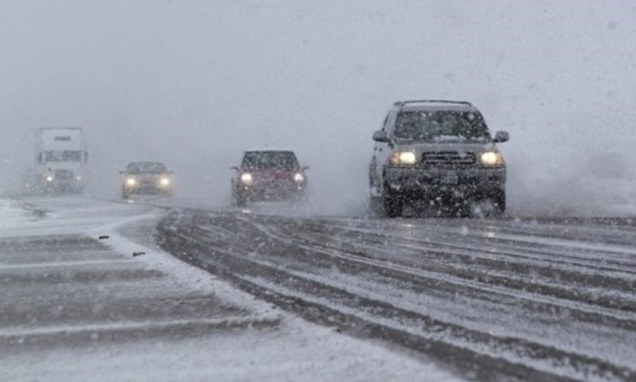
[1,0,635,214]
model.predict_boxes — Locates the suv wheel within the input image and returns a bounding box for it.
[493,192,506,216]
[368,195,383,217]
[382,189,403,218]
[233,192,247,207]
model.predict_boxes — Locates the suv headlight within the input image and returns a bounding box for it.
[159,177,170,186]
[390,151,417,166]
[480,151,504,166]
[126,177,137,186]
[240,172,253,185]
[293,173,304,183]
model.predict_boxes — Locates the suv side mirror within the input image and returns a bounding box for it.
[372,130,390,142]
[230,166,239,171]
[301,166,310,171]
[493,131,509,143]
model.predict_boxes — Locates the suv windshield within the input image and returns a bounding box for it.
[127,162,168,174]
[394,111,490,142]
[242,151,299,171]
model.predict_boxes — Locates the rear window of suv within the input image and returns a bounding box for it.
[394,111,490,142]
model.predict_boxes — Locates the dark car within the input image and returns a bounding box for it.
[369,100,509,217]
[120,161,173,199]
[232,150,308,206]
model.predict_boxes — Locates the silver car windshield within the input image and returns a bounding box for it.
[126,162,168,174]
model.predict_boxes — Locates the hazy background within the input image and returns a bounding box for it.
[1,0,634,216]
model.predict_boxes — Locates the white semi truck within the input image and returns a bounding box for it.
[29,127,88,194]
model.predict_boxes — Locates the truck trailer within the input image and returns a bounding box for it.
[30,127,88,194]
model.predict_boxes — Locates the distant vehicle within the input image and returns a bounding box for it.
[231,150,308,206]
[31,127,88,194]
[369,100,509,217]
[120,161,173,199]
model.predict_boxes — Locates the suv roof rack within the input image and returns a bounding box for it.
[393,100,472,107]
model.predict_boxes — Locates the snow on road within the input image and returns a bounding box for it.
[0,197,461,382]
[157,207,636,381]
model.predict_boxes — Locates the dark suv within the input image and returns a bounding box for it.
[369,100,509,217]
[232,150,308,206]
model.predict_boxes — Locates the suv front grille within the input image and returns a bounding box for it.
[421,151,476,166]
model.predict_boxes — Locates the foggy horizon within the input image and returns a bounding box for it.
[2,0,634,216]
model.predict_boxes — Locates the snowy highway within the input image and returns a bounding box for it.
[1,195,635,381]
[157,203,636,382]
[1,196,635,381]
[0,197,460,382]
[3,1,636,381]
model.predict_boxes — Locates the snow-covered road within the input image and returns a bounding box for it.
[158,205,636,382]
[0,197,459,382]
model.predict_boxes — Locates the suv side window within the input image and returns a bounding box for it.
[385,110,397,136]
[381,113,391,131]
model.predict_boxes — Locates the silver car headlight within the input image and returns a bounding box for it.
[126,177,137,186]
[46,175,54,182]
[480,151,504,166]
[159,177,170,186]
[390,151,417,166]
[240,172,253,185]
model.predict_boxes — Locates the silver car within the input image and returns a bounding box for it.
[369,100,509,217]
[120,161,173,199]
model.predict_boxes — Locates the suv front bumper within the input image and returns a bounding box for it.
[384,166,505,199]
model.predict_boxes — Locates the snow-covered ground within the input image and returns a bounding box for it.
[0,197,462,382]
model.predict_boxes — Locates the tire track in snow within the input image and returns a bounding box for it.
[157,210,636,382]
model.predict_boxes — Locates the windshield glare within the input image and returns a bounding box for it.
[242,152,299,171]
[394,111,490,142]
